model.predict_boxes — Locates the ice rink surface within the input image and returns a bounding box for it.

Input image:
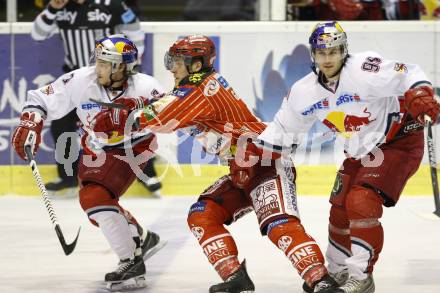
[1,194,439,293]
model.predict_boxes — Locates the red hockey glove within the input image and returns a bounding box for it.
[229,141,281,189]
[328,0,363,20]
[92,108,130,139]
[229,145,259,189]
[112,96,149,111]
[404,86,439,124]
[12,111,44,161]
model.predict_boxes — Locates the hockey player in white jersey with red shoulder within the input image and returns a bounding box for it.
[256,22,439,293]
[12,35,166,291]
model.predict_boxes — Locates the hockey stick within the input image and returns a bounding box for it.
[425,116,440,217]
[90,98,141,129]
[90,98,128,109]
[25,146,81,255]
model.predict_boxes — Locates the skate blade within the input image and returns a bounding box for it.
[215,291,254,293]
[106,275,147,291]
[143,239,167,261]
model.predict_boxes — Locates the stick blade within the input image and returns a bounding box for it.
[55,225,81,256]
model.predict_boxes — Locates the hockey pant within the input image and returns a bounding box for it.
[327,131,424,280]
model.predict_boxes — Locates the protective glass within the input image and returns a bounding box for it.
[164,52,186,70]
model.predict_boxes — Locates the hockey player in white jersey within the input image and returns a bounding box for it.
[256,22,440,293]
[12,35,166,291]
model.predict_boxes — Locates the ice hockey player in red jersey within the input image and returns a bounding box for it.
[256,22,440,293]
[92,35,340,292]
[12,35,166,291]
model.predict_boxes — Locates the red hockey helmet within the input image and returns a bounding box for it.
[164,35,216,71]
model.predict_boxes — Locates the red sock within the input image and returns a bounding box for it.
[267,217,327,287]
[188,200,241,280]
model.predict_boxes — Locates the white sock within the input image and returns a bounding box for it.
[90,211,136,260]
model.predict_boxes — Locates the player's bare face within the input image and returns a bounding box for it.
[314,47,344,79]
[95,60,113,86]
[170,58,189,87]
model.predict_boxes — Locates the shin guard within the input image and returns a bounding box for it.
[187,200,240,280]
[346,186,384,276]
[327,205,352,274]
[267,218,327,287]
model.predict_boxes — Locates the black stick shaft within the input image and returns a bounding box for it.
[25,146,80,255]
[426,120,440,216]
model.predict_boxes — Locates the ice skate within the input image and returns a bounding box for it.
[303,268,348,293]
[209,260,255,293]
[139,229,167,261]
[105,256,147,291]
[45,178,78,198]
[335,275,375,293]
[312,274,339,293]
[45,177,78,191]
[140,177,162,198]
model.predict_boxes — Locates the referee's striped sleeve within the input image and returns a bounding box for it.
[116,21,145,61]
[31,6,58,41]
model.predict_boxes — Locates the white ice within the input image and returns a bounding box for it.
[1,195,439,293]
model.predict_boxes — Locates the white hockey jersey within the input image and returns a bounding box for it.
[258,51,431,158]
[24,66,165,150]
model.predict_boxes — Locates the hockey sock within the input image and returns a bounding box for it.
[346,186,384,277]
[187,199,240,280]
[267,217,327,287]
[129,223,142,255]
[327,205,352,274]
[90,211,136,260]
[119,208,142,254]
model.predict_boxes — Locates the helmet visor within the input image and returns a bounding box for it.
[93,45,123,64]
[164,52,186,71]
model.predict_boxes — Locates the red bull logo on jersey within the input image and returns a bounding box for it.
[336,93,361,106]
[301,98,329,116]
[323,108,376,137]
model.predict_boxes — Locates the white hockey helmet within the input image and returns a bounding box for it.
[92,34,139,74]
[309,21,348,63]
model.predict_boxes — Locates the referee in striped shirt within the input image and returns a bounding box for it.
[32,0,145,72]
[30,0,149,192]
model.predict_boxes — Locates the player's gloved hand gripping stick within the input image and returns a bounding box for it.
[405,86,440,216]
[24,145,81,255]
[90,98,142,133]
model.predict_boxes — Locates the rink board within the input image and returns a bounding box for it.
[0,21,439,198]
[0,164,434,196]
[1,21,439,167]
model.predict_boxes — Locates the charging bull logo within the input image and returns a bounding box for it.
[278,236,293,252]
[191,226,205,241]
[323,108,375,137]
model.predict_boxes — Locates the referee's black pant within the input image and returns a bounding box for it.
[50,109,80,184]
